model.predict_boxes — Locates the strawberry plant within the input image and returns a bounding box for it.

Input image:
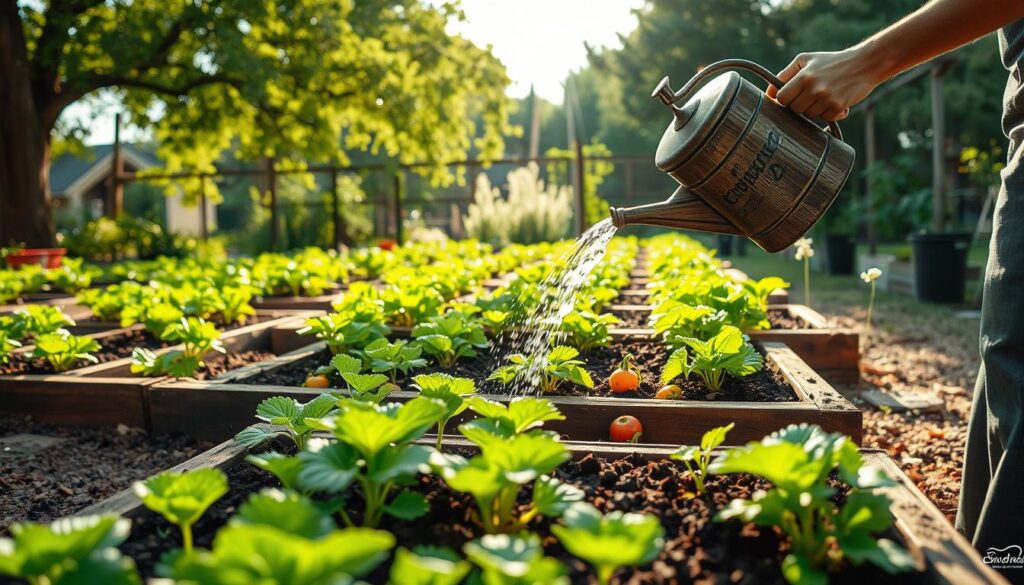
[671,423,734,494]
[463,533,569,584]
[5,305,76,340]
[389,545,472,585]
[649,300,723,343]
[379,286,446,327]
[711,424,916,584]
[329,353,395,403]
[130,317,225,377]
[298,310,389,354]
[412,311,488,367]
[560,310,618,351]
[0,515,140,585]
[551,502,664,585]
[359,338,428,382]
[234,394,338,449]
[661,325,762,392]
[216,285,257,324]
[134,468,228,553]
[30,331,100,372]
[299,396,448,527]
[0,331,21,363]
[412,373,477,449]
[489,345,594,394]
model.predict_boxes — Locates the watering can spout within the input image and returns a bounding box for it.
[610,187,743,236]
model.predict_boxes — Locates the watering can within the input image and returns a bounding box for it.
[609,59,855,253]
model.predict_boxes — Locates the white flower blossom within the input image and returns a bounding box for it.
[794,238,814,261]
[860,267,883,283]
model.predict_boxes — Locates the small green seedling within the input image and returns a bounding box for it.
[412,373,477,450]
[30,331,100,372]
[330,353,396,403]
[234,393,338,450]
[488,345,594,394]
[0,514,140,585]
[133,468,229,553]
[389,545,472,585]
[661,325,762,392]
[463,533,568,585]
[360,338,428,382]
[412,311,488,367]
[671,423,734,495]
[551,502,665,585]
[711,424,917,584]
[297,311,389,354]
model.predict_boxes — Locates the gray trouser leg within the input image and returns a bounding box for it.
[956,140,1024,584]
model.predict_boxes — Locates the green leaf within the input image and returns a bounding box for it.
[330,397,446,458]
[463,534,568,584]
[133,469,228,528]
[331,353,363,375]
[551,502,664,579]
[366,444,434,484]
[781,553,828,585]
[532,475,584,517]
[235,489,335,538]
[383,491,430,520]
[700,423,735,452]
[256,396,300,422]
[547,345,579,362]
[661,348,687,384]
[2,515,131,579]
[50,549,141,585]
[296,441,360,493]
[245,452,303,491]
[389,546,471,585]
[505,398,565,434]
[341,372,388,393]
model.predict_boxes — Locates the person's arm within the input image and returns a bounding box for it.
[767,0,1024,121]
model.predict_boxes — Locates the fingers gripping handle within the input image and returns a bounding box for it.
[652,58,843,141]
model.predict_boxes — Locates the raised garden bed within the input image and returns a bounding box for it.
[75,431,1004,585]
[0,314,316,431]
[149,337,861,444]
[607,303,860,383]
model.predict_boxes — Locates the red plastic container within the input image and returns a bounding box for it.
[4,248,67,269]
[377,239,397,251]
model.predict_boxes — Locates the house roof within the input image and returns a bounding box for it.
[50,143,161,194]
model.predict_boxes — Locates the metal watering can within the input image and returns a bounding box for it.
[609,59,855,253]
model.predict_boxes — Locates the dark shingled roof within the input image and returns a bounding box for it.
[50,143,161,193]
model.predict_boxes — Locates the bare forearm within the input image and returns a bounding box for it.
[858,0,1024,84]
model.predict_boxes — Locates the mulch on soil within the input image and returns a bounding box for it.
[0,415,210,530]
[117,445,920,584]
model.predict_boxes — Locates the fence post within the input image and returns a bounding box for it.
[108,113,124,218]
[331,167,342,250]
[199,175,209,241]
[268,157,278,251]
[394,171,404,245]
[574,141,587,235]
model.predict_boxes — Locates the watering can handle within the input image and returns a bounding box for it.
[653,58,843,141]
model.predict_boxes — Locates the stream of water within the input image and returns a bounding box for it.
[490,218,618,396]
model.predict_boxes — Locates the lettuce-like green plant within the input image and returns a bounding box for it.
[463,533,568,585]
[30,331,100,372]
[5,305,76,340]
[130,317,225,377]
[412,373,476,449]
[329,353,395,403]
[165,523,393,585]
[389,546,472,585]
[124,300,185,337]
[299,397,447,527]
[671,423,734,495]
[560,310,619,351]
[0,331,21,364]
[379,286,446,327]
[551,502,664,585]
[360,338,428,382]
[661,325,762,392]
[298,311,389,354]
[436,421,580,533]
[711,424,917,584]
[649,300,723,342]
[489,346,594,394]
[234,393,338,450]
[133,468,228,553]
[0,514,140,585]
[46,257,94,293]
[412,311,488,367]
[218,285,257,324]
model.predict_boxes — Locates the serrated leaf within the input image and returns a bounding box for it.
[532,475,584,517]
[383,491,430,520]
[235,489,335,538]
[297,441,359,493]
[246,452,303,491]
[133,469,227,528]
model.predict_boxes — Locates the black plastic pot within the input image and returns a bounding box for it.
[909,232,971,303]
[716,235,734,257]
[824,234,856,275]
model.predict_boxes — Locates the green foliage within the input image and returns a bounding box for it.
[379,286,447,328]
[298,311,390,355]
[489,346,594,394]
[134,469,228,553]
[462,396,566,443]
[329,353,395,404]
[389,546,472,585]
[412,311,488,368]
[234,394,338,450]
[545,140,615,227]
[130,317,225,377]
[464,163,574,246]
[463,533,569,585]
[30,331,100,372]
[61,216,224,262]
[360,338,429,383]
[551,503,664,585]
[0,305,76,341]
[299,397,447,527]
[0,331,21,364]
[711,424,917,584]
[412,373,477,450]
[560,310,619,352]
[0,515,140,585]
[661,326,762,392]
[671,423,734,494]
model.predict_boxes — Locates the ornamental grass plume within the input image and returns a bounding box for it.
[793,238,814,306]
[860,267,882,338]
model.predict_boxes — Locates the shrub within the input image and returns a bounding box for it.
[464,163,572,246]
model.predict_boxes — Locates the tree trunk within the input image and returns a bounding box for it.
[0,2,56,247]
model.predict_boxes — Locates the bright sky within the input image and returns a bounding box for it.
[72,0,643,144]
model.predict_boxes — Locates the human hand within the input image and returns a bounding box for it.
[766,49,886,122]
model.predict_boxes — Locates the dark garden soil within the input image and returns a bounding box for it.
[72,313,273,332]
[768,308,809,330]
[239,340,797,402]
[609,308,649,329]
[117,445,922,585]
[0,415,210,530]
[0,329,169,376]
[192,350,278,380]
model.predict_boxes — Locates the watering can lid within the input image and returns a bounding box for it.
[654,71,741,173]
